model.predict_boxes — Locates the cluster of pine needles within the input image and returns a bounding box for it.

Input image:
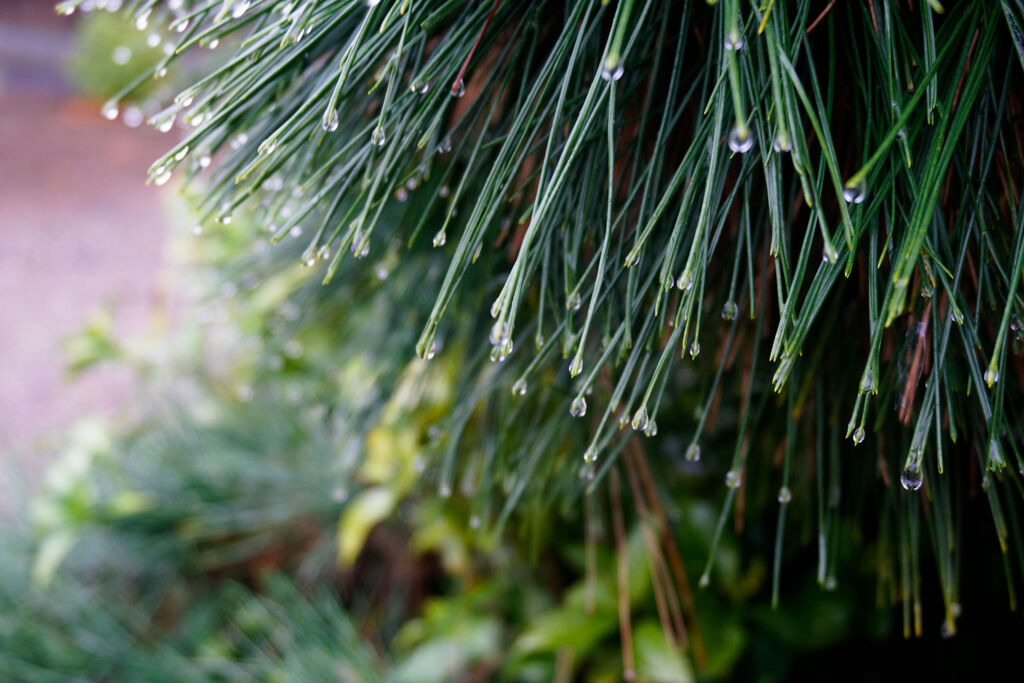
[57,0,1024,643]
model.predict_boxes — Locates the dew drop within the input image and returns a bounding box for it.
[853,427,865,444]
[218,213,233,224]
[231,0,250,18]
[676,270,693,291]
[772,135,792,153]
[258,137,278,155]
[425,340,439,360]
[725,469,742,489]
[777,486,792,504]
[722,301,738,320]
[208,38,220,49]
[569,396,587,418]
[156,66,168,79]
[842,180,867,204]
[984,367,999,386]
[112,46,132,65]
[689,341,701,358]
[198,154,212,168]
[438,138,452,154]
[685,444,701,462]
[583,446,597,463]
[321,108,339,132]
[724,32,745,51]
[469,515,481,530]
[643,420,658,437]
[900,466,923,491]
[135,10,150,29]
[860,369,875,393]
[439,483,452,498]
[631,406,649,432]
[432,230,446,248]
[174,146,189,161]
[569,355,583,377]
[698,573,710,588]
[566,291,582,311]
[122,106,143,128]
[56,2,76,16]
[157,116,174,133]
[727,126,753,154]
[153,169,172,186]
[192,225,203,236]
[371,126,386,146]
[438,185,450,198]
[450,78,465,97]
[512,378,527,396]
[101,102,119,120]
[600,58,624,82]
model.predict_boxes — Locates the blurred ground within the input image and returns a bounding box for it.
[0,5,174,482]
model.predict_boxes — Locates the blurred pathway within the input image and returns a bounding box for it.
[0,12,175,482]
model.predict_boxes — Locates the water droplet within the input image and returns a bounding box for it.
[900,466,923,491]
[842,180,866,204]
[984,367,999,386]
[439,483,452,498]
[218,213,233,224]
[643,420,658,437]
[153,169,172,186]
[860,368,875,393]
[425,340,439,360]
[583,446,597,462]
[725,469,742,488]
[569,355,583,377]
[353,239,370,259]
[777,486,792,504]
[569,396,587,418]
[192,225,203,236]
[497,338,513,362]
[56,2,76,16]
[321,108,339,132]
[438,138,452,154]
[727,126,753,154]
[258,137,278,155]
[157,116,174,132]
[290,225,302,237]
[231,0,250,18]
[198,154,212,168]
[208,39,220,49]
[371,126,386,146]
[432,230,446,247]
[631,407,649,432]
[600,58,624,81]
[135,10,150,29]
[676,270,693,291]
[824,577,838,591]
[512,378,527,396]
[450,78,465,97]
[112,46,132,65]
[724,32,745,51]
[698,573,710,588]
[566,291,582,311]
[853,427,865,444]
[722,301,738,320]
[101,102,119,120]
[685,444,701,462]
[174,146,189,161]
[689,341,701,358]
[469,515,481,530]
[940,620,956,639]
[174,19,190,33]
[122,106,143,127]
[394,187,408,202]
[772,135,792,153]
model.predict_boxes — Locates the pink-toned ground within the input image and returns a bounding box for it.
[0,73,174,482]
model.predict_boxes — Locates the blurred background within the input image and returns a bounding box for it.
[1,0,176,485]
[1,2,1023,681]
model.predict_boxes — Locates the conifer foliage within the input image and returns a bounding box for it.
[58,0,1024,639]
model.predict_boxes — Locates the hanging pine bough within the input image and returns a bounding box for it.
[60,0,1024,639]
